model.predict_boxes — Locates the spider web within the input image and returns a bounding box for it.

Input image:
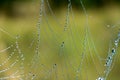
[0,0,120,80]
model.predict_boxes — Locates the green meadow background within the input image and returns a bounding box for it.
[0,0,120,80]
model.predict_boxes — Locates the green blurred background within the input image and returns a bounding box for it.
[1,0,120,17]
[0,0,120,80]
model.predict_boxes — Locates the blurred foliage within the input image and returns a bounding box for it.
[1,0,120,17]
[0,0,31,17]
[50,0,120,10]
